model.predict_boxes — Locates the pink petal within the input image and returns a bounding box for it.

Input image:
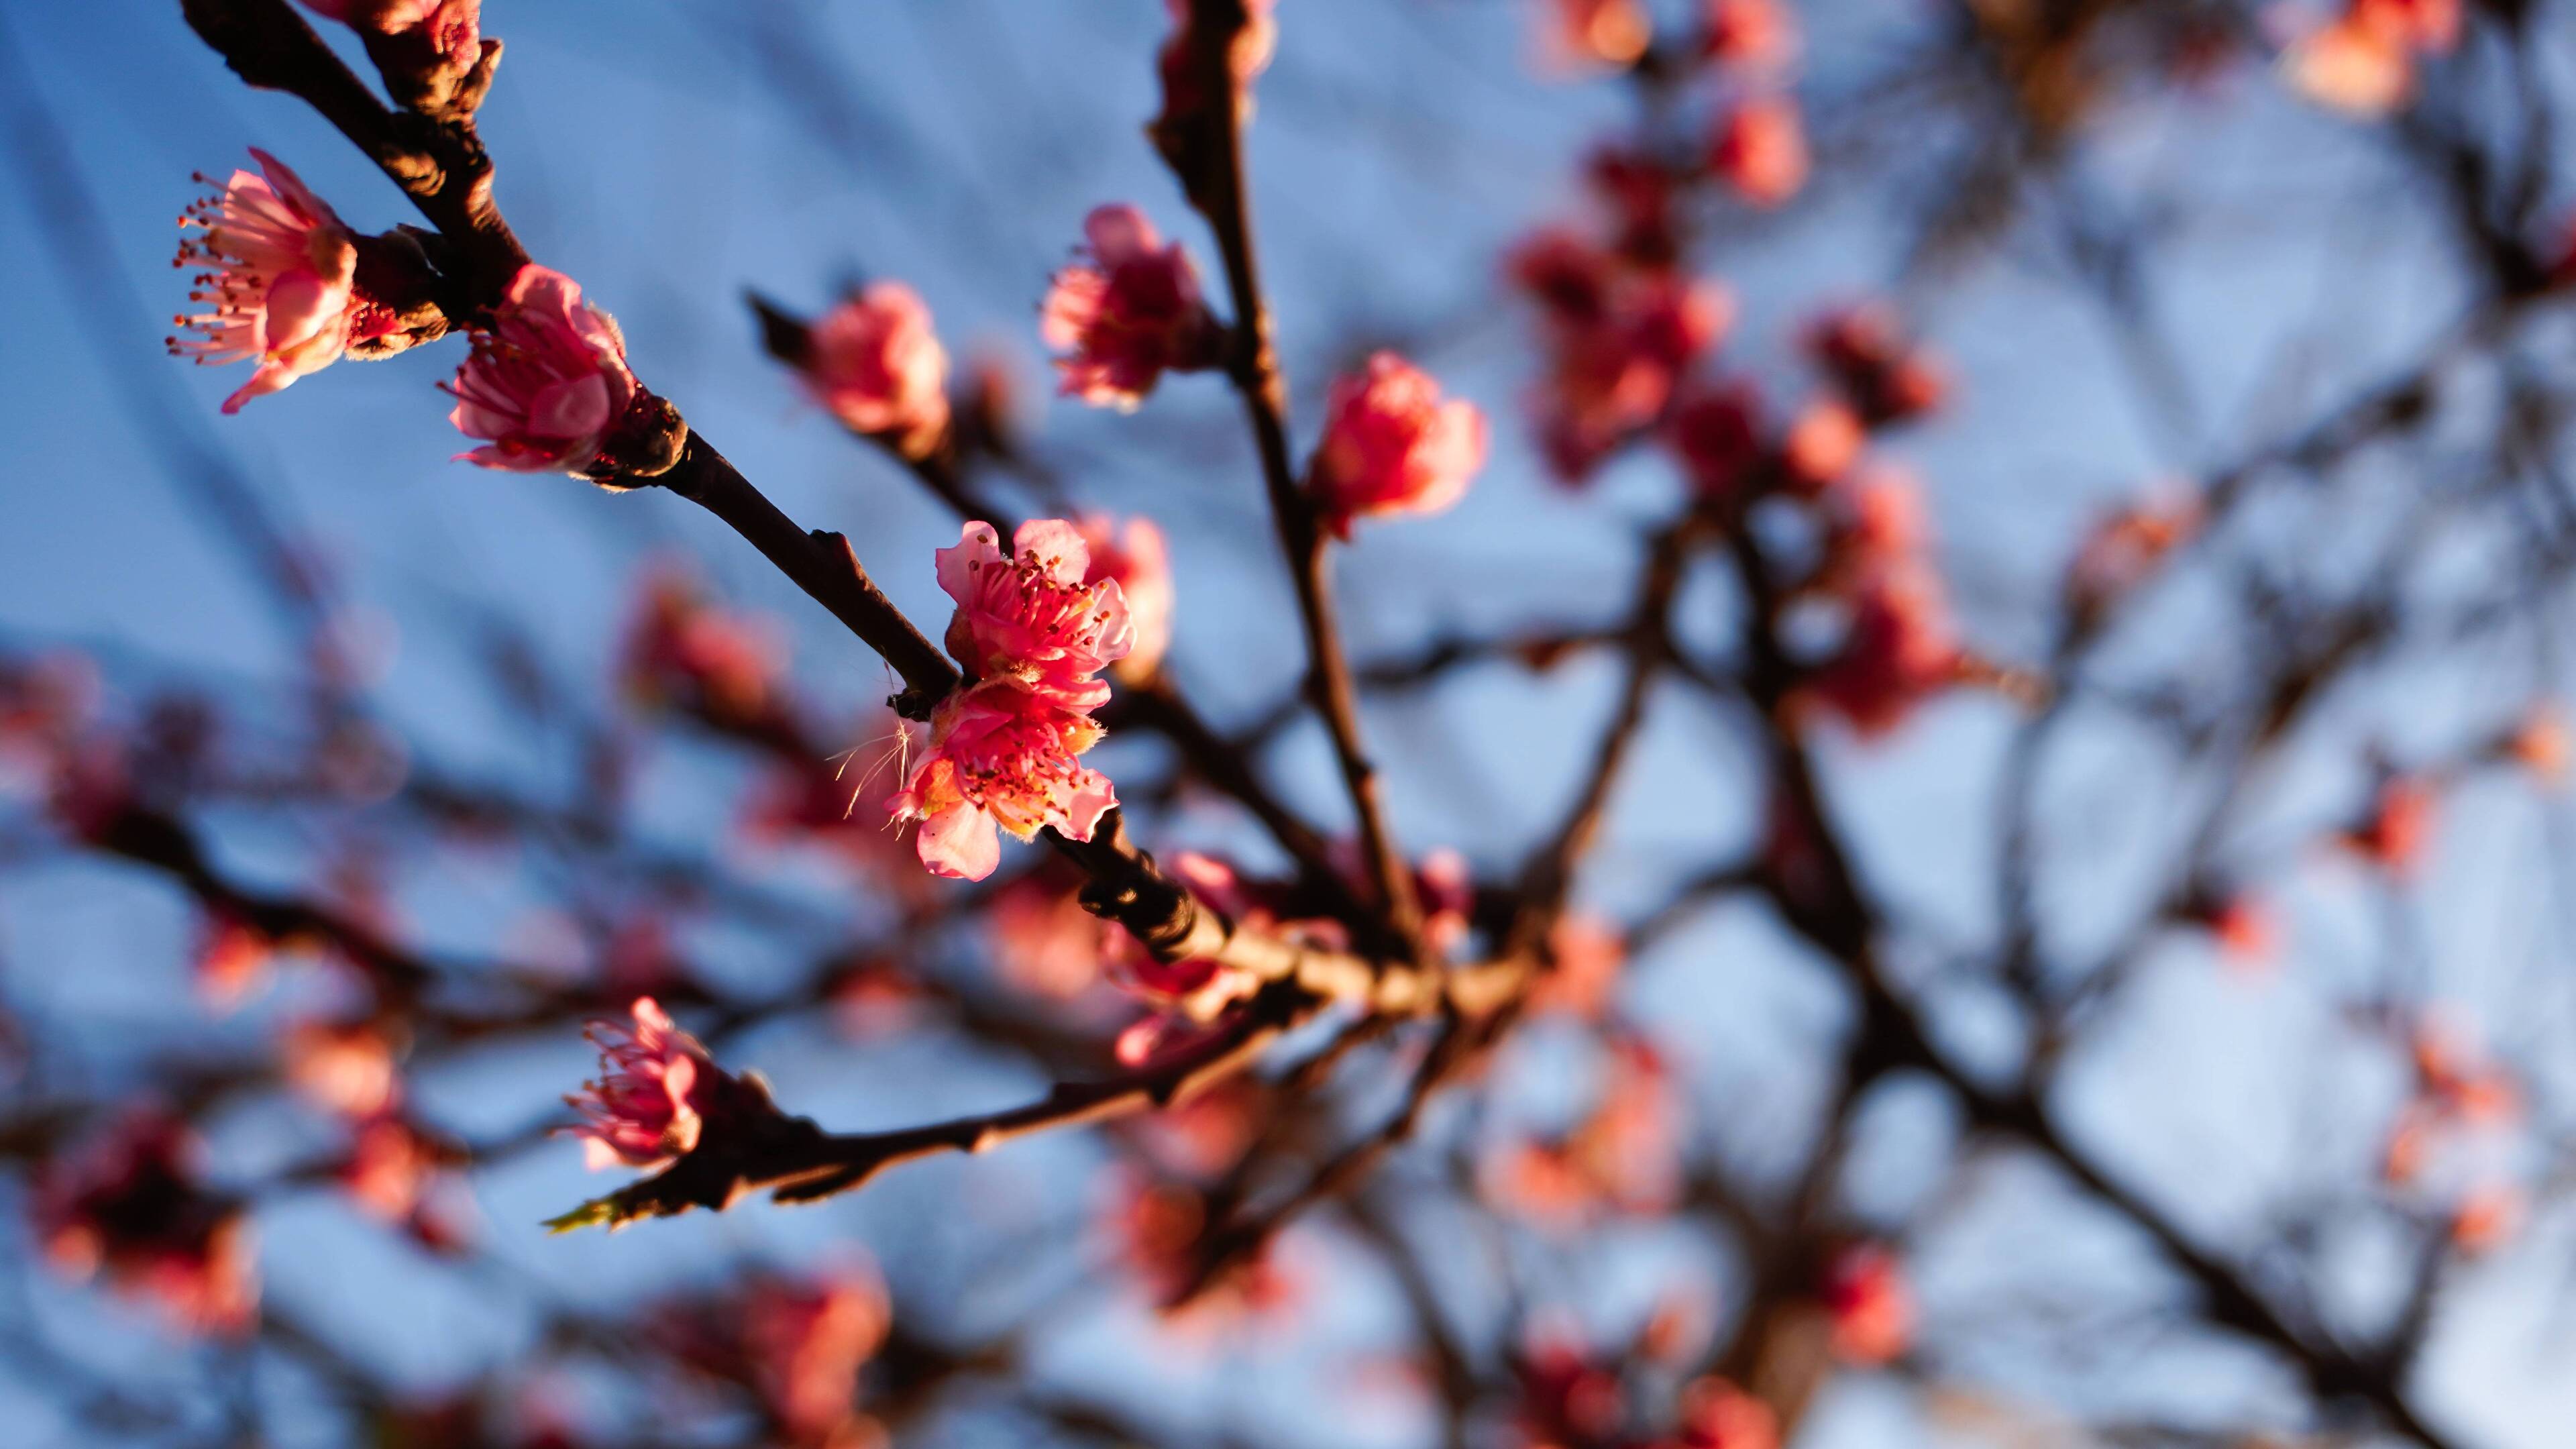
[916,802,1001,881]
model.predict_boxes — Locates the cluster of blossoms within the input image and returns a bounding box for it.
[2381,1017,2530,1253]
[175,151,657,480]
[1540,0,1807,208]
[294,0,482,66]
[2282,0,2461,115]
[32,1114,258,1334]
[1639,300,1966,739]
[888,521,1135,881]
[1512,217,1734,481]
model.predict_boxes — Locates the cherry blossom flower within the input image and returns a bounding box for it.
[2450,1181,2524,1254]
[343,1117,435,1222]
[801,282,951,457]
[564,997,722,1169]
[1712,95,1808,208]
[1533,274,1735,480]
[1513,1332,1625,1446]
[445,264,639,475]
[2190,889,2279,969]
[284,1020,401,1119]
[1545,0,1653,70]
[33,1113,257,1334]
[936,519,1136,708]
[170,150,370,413]
[1780,397,1865,488]
[1106,850,1272,1013]
[621,564,786,730]
[988,867,1108,998]
[2502,702,2568,784]
[743,1266,892,1444]
[1076,514,1175,682]
[1806,303,1947,425]
[295,0,480,62]
[2346,775,2437,875]
[1666,381,1764,499]
[1111,1171,1299,1326]
[194,910,274,1006]
[2282,0,2459,115]
[1703,0,1797,72]
[1309,352,1489,536]
[887,682,1118,882]
[1536,913,1626,1018]
[1587,145,1682,263]
[1822,1244,1915,1364]
[1040,205,1223,409]
[1799,564,1962,737]
[1670,1377,1778,1449]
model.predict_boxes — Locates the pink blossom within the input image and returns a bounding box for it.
[936,519,1136,708]
[170,150,366,413]
[1310,352,1488,537]
[1671,1377,1779,1449]
[802,282,951,456]
[1800,564,1961,737]
[294,0,480,62]
[1041,205,1222,409]
[1712,95,1809,208]
[888,682,1118,882]
[1822,1245,1915,1364]
[1666,381,1764,499]
[284,1020,401,1119]
[1545,0,1653,70]
[743,1267,892,1443]
[563,997,716,1169]
[33,1114,258,1334]
[1703,0,1797,72]
[1076,514,1175,682]
[445,264,639,475]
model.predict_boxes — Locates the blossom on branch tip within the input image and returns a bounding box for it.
[1309,352,1488,537]
[936,519,1136,707]
[1797,564,1962,737]
[1806,303,1947,425]
[1544,0,1653,71]
[1041,205,1223,410]
[170,150,371,413]
[802,282,951,458]
[445,264,641,476]
[1712,95,1809,208]
[887,682,1118,882]
[1076,514,1175,682]
[564,997,722,1170]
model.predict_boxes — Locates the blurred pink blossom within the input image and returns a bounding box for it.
[1309,352,1488,537]
[1041,205,1222,409]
